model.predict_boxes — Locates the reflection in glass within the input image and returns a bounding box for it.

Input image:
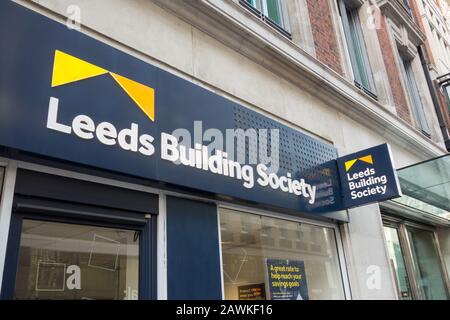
[220,209,345,300]
[407,228,449,300]
[15,220,139,300]
[397,154,450,218]
[383,226,412,300]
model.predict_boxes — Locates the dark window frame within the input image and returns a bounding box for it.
[1,203,156,300]
[0,170,157,300]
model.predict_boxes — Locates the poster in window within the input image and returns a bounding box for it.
[238,283,266,300]
[265,259,309,300]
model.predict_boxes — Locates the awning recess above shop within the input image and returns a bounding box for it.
[393,154,450,221]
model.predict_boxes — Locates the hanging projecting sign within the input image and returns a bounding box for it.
[337,143,402,209]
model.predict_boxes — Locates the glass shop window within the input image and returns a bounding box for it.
[14,220,139,300]
[407,227,449,300]
[220,208,346,300]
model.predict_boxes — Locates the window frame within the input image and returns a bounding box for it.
[338,0,377,99]
[398,53,431,136]
[0,197,156,300]
[404,224,450,300]
[443,83,450,112]
[402,0,413,17]
[382,215,450,300]
[239,0,292,39]
[217,203,352,300]
[382,221,417,300]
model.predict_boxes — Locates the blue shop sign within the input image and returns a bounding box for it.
[0,1,344,217]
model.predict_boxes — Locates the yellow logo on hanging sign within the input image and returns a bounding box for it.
[345,155,374,172]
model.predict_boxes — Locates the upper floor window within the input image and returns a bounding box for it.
[338,0,377,98]
[240,0,291,38]
[399,54,431,136]
[443,83,450,112]
[402,0,413,17]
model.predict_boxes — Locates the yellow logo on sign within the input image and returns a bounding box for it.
[345,155,373,172]
[51,50,155,121]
